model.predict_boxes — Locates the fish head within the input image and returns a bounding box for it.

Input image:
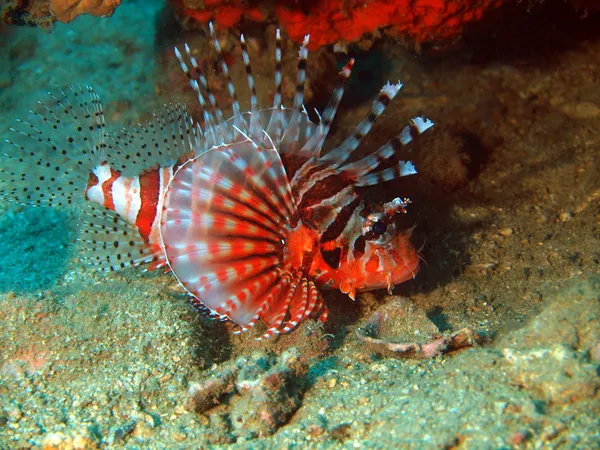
[318,197,420,299]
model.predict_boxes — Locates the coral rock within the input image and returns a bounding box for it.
[174,0,506,50]
[185,349,309,440]
[231,348,308,438]
[50,0,121,23]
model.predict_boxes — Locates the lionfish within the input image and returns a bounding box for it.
[0,25,433,338]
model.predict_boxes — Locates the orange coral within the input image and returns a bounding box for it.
[179,0,264,27]
[50,0,121,23]
[174,0,506,49]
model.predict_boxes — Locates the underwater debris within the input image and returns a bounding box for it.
[174,0,505,50]
[356,297,484,359]
[185,348,309,439]
[357,324,482,359]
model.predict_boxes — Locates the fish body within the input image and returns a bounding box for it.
[84,161,177,270]
[0,26,433,338]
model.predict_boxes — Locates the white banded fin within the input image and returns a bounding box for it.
[320,81,403,166]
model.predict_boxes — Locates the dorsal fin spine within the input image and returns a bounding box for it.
[299,58,354,157]
[266,29,283,144]
[240,34,262,140]
[209,22,248,136]
[320,81,403,166]
[280,35,310,147]
[183,43,229,143]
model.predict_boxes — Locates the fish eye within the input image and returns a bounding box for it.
[371,221,387,236]
[362,213,395,244]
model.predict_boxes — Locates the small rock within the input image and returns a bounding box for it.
[498,227,513,236]
[186,348,309,439]
[502,344,599,406]
[132,416,154,439]
[330,423,352,441]
[559,101,600,119]
[588,340,600,362]
[558,212,572,222]
[172,430,187,442]
[185,364,239,413]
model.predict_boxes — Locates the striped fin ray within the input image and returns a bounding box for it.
[239,34,262,141]
[300,59,354,157]
[232,269,290,334]
[161,140,299,328]
[230,133,299,223]
[0,86,106,207]
[208,22,247,137]
[79,202,163,272]
[280,35,310,150]
[343,117,434,185]
[354,161,417,187]
[257,275,298,338]
[218,139,297,225]
[167,183,283,236]
[266,29,283,144]
[257,276,326,339]
[319,82,403,166]
[174,45,223,148]
[182,43,228,140]
[280,278,323,333]
[105,103,199,177]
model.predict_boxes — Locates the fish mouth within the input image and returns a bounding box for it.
[378,232,420,293]
[388,253,420,288]
[389,232,421,285]
[339,231,420,299]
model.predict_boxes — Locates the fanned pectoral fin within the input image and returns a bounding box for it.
[161,139,302,330]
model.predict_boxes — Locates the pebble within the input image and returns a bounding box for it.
[498,227,513,236]
[590,341,600,362]
[558,212,572,222]
[132,419,154,439]
[172,430,187,442]
[559,101,600,119]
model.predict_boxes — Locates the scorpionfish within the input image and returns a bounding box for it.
[0,25,433,338]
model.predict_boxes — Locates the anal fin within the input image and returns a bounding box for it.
[79,203,164,272]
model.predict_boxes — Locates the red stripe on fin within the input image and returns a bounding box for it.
[257,275,298,340]
[135,169,161,243]
[101,167,120,211]
[161,139,299,329]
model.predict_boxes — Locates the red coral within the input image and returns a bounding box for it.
[173,0,505,49]
[176,0,264,28]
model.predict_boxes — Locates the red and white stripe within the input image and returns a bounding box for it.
[85,162,175,248]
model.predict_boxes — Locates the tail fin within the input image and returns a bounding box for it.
[0,86,106,207]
